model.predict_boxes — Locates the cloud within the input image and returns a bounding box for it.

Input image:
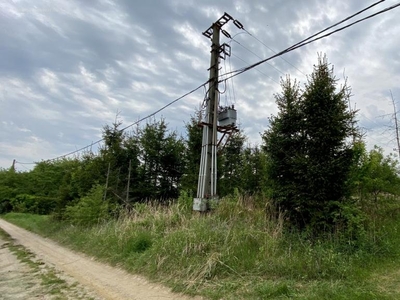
[1,0,400,169]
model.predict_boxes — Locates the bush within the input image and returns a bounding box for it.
[9,194,57,215]
[0,199,12,214]
[64,184,109,226]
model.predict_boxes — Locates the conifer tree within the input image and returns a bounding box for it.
[263,56,358,231]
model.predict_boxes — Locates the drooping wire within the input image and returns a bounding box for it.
[227,54,237,105]
[12,1,394,165]
[15,161,37,165]
[231,37,285,76]
[232,53,280,85]
[221,1,399,82]
[285,0,386,53]
[227,33,279,86]
[19,81,209,164]
[223,59,231,107]
[243,28,306,76]
[17,163,30,171]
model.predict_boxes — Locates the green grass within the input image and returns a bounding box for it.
[3,194,400,299]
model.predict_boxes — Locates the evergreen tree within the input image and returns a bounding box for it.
[219,131,246,196]
[99,119,131,204]
[181,110,203,193]
[138,119,185,201]
[263,56,358,231]
[262,76,303,222]
[239,145,269,194]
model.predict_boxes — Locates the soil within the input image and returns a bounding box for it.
[0,219,198,300]
[0,236,45,300]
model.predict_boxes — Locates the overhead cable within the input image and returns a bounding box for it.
[221,1,399,81]
[20,81,208,164]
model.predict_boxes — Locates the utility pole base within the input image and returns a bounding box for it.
[193,198,208,212]
[193,197,220,212]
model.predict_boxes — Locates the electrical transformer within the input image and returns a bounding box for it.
[218,106,237,127]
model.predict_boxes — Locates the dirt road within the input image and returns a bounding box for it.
[0,236,46,299]
[0,219,197,300]
[0,234,101,300]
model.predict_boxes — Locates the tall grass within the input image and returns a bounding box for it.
[4,192,400,299]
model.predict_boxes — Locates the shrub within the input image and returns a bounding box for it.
[64,184,109,226]
[9,194,57,214]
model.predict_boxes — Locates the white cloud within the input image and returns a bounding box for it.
[1,0,400,168]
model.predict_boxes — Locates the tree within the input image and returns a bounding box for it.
[239,145,269,195]
[99,119,129,202]
[219,131,246,196]
[181,111,203,193]
[262,76,304,224]
[263,56,358,231]
[137,119,185,201]
[358,146,400,204]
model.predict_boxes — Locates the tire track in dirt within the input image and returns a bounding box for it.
[0,219,199,300]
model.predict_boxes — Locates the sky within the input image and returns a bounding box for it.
[1,0,400,171]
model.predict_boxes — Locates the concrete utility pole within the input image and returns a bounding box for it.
[10,159,16,172]
[126,159,131,204]
[390,90,400,158]
[193,13,236,212]
[103,162,111,201]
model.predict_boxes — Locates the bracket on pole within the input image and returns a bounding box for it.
[218,43,231,59]
[202,12,233,39]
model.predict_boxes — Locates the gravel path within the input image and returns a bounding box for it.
[0,236,44,300]
[0,219,197,300]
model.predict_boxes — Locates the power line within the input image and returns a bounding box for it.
[222,0,389,79]
[14,1,395,165]
[231,53,280,85]
[16,163,30,171]
[222,59,232,107]
[243,29,306,76]
[285,0,386,53]
[231,38,286,76]
[15,161,37,165]
[19,81,208,164]
[221,1,399,82]
[227,55,237,105]
[226,34,280,84]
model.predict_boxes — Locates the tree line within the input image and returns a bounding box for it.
[0,114,268,215]
[1,56,399,232]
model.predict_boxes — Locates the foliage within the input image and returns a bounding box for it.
[219,132,246,196]
[10,194,57,215]
[263,56,359,231]
[358,146,400,202]
[238,145,270,195]
[1,56,399,244]
[64,184,110,226]
[5,192,400,299]
[181,110,203,193]
[137,118,186,200]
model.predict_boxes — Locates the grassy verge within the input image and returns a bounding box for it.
[3,194,400,299]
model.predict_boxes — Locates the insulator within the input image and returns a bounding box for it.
[222,30,231,39]
[223,12,233,21]
[233,19,244,29]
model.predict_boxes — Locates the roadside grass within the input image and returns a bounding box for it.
[3,193,400,299]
